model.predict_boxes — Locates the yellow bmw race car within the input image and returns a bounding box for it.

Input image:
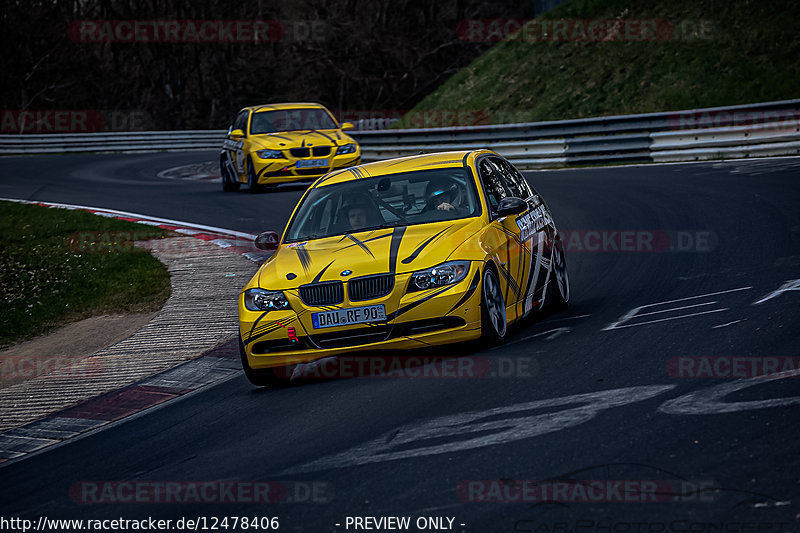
[239,149,569,385]
[220,102,361,192]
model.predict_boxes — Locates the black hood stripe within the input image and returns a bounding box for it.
[294,244,312,274]
[337,231,392,251]
[312,260,336,283]
[401,225,452,265]
[344,233,375,258]
[388,226,407,273]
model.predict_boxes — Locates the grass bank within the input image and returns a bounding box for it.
[409,0,800,124]
[0,201,172,348]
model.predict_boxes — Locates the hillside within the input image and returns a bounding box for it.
[408,0,800,124]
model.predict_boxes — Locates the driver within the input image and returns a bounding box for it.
[425,178,463,212]
[346,204,368,229]
[341,194,380,231]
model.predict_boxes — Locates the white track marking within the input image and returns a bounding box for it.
[281,385,675,474]
[604,308,730,330]
[603,287,752,331]
[712,320,742,329]
[659,369,800,415]
[633,301,718,318]
[752,279,800,305]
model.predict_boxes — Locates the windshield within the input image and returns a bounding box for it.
[250,108,338,134]
[284,167,481,243]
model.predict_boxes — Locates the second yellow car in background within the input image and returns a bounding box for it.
[220,102,361,192]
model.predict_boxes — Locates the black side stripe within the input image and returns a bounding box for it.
[401,225,452,264]
[495,261,521,298]
[247,310,271,340]
[446,270,481,316]
[387,284,453,321]
[245,315,296,345]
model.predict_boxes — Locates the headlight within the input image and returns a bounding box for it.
[408,261,470,292]
[257,149,283,159]
[244,288,291,311]
[336,143,357,155]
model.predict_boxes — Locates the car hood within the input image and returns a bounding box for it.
[256,217,484,290]
[249,129,355,150]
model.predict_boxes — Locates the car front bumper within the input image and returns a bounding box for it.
[239,266,483,370]
[253,153,361,185]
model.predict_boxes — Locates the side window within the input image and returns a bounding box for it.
[495,157,533,198]
[489,156,528,199]
[233,110,249,134]
[478,158,509,211]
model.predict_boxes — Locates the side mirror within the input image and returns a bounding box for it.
[230,128,245,138]
[254,231,280,251]
[341,122,355,131]
[495,197,528,218]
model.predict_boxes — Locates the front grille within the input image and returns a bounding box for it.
[349,274,394,301]
[312,146,331,156]
[290,147,310,158]
[299,281,344,306]
[309,325,392,349]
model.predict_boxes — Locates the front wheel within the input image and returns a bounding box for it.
[548,236,569,311]
[221,157,240,192]
[239,336,292,387]
[245,158,260,193]
[480,265,507,345]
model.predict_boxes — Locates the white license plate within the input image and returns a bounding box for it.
[296,158,327,168]
[312,305,386,329]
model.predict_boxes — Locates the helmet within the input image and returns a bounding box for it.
[425,177,461,207]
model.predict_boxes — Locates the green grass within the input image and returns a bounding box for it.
[409,0,800,123]
[0,201,172,348]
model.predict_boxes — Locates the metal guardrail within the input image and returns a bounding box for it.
[0,130,225,154]
[350,99,800,168]
[1,100,798,168]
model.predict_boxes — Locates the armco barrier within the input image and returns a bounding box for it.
[1,100,798,168]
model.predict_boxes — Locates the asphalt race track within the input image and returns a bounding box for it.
[1,153,799,532]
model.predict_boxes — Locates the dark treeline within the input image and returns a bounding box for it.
[1,0,532,130]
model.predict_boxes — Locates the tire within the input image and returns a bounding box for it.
[245,157,260,193]
[548,236,570,311]
[221,157,240,192]
[239,336,292,387]
[480,265,507,344]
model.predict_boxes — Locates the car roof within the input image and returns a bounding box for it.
[315,149,495,187]
[246,102,329,113]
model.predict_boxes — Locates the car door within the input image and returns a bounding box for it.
[476,155,530,321]
[492,156,555,319]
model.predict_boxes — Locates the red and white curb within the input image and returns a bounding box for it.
[0,198,273,465]
[0,340,242,465]
[0,198,269,263]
